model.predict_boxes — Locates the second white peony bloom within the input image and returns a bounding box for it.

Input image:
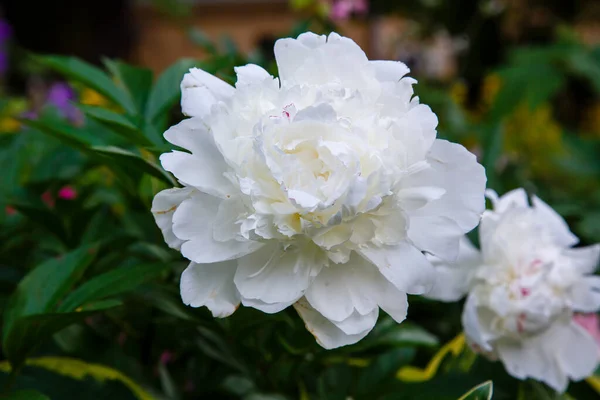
[427,188,600,391]
[152,32,487,349]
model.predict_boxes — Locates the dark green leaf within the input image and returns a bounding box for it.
[3,244,98,342]
[58,263,170,312]
[145,58,199,124]
[458,381,493,400]
[349,319,438,352]
[79,105,152,146]
[356,348,415,396]
[6,390,51,400]
[103,59,154,115]
[91,146,176,186]
[35,55,136,115]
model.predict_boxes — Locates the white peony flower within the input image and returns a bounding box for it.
[151,32,486,349]
[427,188,600,391]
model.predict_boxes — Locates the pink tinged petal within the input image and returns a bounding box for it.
[180,67,234,118]
[531,195,579,247]
[568,276,600,312]
[294,297,372,349]
[496,335,567,392]
[180,261,240,318]
[151,187,195,250]
[172,192,262,263]
[234,64,272,87]
[234,241,325,304]
[370,60,410,82]
[358,241,435,295]
[561,244,600,275]
[552,321,600,382]
[573,313,600,346]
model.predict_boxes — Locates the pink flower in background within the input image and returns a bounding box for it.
[41,191,55,208]
[159,350,174,365]
[58,185,77,200]
[5,205,16,216]
[574,313,600,348]
[329,0,368,20]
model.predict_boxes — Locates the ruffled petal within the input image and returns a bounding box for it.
[151,187,195,250]
[180,67,234,118]
[531,195,579,247]
[294,297,372,349]
[172,192,263,263]
[180,261,240,317]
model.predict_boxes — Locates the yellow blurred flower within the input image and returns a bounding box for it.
[0,116,20,132]
[481,73,501,107]
[504,103,563,175]
[81,88,108,107]
[450,81,468,107]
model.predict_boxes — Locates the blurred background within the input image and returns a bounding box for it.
[1,1,600,399]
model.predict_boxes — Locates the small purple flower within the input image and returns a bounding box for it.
[0,19,12,44]
[47,82,83,124]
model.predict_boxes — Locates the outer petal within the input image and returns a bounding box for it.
[487,188,528,213]
[462,293,496,352]
[561,244,600,275]
[294,297,372,349]
[408,216,463,261]
[305,254,408,323]
[172,192,263,263]
[241,297,295,314]
[180,261,240,317]
[331,309,379,335]
[568,276,600,312]
[234,64,272,87]
[151,187,195,250]
[358,241,434,295]
[551,321,600,383]
[426,237,482,302]
[531,195,579,247]
[161,119,236,198]
[234,241,326,304]
[404,140,486,244]
[371,60,410,82]
[180,67,235,118]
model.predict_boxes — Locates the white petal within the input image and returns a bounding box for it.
[490,188,528,213]
[408,215,463,261]
[234,64,272,87]
[532,195,579,247]
[358,241,435,294]
[568,276,600,312]
[331,309,379,335]
[241,297,295,314]
[496,335,567,392]
[151,187,195,250]
[172,192,262,263]
[305,254,407,323]
[552,321,600,382]
[426,237,481,301]
[163,117,212,155]
[234,241,325,304]
[396,186,445,211]
[180,67,234,117]
[294,297,372,349]
[403,140,486,235]
[561,244,600,274]
[160,150,236,198]
[180,261,240,317]
[461,293,495,352]
[371,60,410,82]
[296,32,327,48]
[273,37,312,85]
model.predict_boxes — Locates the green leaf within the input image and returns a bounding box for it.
[145,58,199,124]
[103,59,154,115]
[356,348,415,397]
[349,319,439,352]
[3,244,98,340]
[20,117,98,152]
[3,304,118,366]
[58,263,170,312]
[91,145,176,186]
[79,105,152,146]
[11,203,69,245]
[35,55,136,115]
[6,390,51,400]
[458,381,493,400]
[481,123,504,190]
